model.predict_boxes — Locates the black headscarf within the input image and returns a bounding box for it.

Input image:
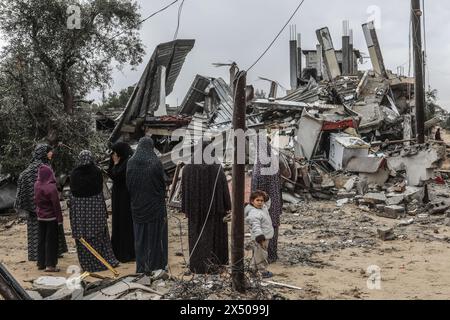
[15,144,53,214]
[111,142,133,164]
[108,142,133,185]
[126,137,166,224]
[70,150,103,198]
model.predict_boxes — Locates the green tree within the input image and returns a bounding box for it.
[0,0,145,177]
[99,86,135,110]
[425,89,438,121]
[0,0,144,114]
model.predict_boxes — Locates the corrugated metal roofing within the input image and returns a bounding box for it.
[110,39,195,143]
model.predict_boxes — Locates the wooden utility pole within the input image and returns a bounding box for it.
[0,263,31,300]
[412,0,426,144]
[231,71,247,293]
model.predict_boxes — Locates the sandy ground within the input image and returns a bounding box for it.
[2,197,450,300]
[1,130,450,300]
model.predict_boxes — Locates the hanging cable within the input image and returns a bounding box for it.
[173,0,186,40]
[102,0,181,43]
[246,0,307,72]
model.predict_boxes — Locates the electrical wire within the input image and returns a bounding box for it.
[246,0,307,72]
[173,0,186,40]
[90,0,181,49]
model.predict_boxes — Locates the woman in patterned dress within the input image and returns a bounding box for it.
[69,150,119,272]
[251,136,283,264]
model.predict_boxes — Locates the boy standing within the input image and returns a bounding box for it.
[245,190,274,278]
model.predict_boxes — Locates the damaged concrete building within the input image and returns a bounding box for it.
[102,19,448,223]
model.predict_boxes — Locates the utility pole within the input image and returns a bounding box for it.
[412,0,426,144]
[231,71,247,293]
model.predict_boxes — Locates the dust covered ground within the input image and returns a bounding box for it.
[2,195,450,300]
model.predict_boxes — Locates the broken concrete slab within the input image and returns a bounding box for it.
[83,281,163,300]
[337,191,357,199]
[387,145,445,186]
[377,227,396,241]
[359,167,390,186]
[398,218,414,227]
[336,198,349,207]
[25,290,43,300]
[343,177,357,192]
[378,205,406,219]
[386,186,424,203]
[428,202,450,215]
[356,178,368,195]
[363,192,387,205]
[386,195,405,206]
[32,277,68,298]
[44,287,84,301]
[283,193,301,205]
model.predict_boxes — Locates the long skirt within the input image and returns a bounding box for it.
[27,215,40,262]
[134,215,168,274]
[268,227,279,264]
[75,227,119,273]
[28,215,68,262]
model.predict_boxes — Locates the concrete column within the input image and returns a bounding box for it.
[316,27,341,80]
[362,21,387,78]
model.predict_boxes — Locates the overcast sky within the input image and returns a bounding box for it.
[2,0,450,109]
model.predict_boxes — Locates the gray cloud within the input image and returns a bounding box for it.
[1,1,448,108]
[99,0,450,109]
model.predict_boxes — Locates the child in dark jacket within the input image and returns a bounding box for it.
[34,165,63,272]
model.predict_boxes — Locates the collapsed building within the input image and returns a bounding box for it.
[106,20,446,217]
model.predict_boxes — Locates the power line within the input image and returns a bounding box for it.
[173,0,186,40]
[109,0,180,42]
[247,0,307,72]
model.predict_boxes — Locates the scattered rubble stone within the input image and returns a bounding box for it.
[363,193,387,205]
[377,227,396,241]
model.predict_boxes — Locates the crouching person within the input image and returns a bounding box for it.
[34,165,63,272]
[245,190,274,279]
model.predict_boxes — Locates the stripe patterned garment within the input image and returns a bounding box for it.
[15,144,52,261]
[27,215,40,261]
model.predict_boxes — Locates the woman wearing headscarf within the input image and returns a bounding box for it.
[181,141,231,274]
[107,142,135,263]
[69,150,119,272]
[15,144,68,262]
[251,136,283,263]
[126,137,168,274]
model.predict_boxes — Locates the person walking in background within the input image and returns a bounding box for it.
[15,144,67,262]
[108,142,135,263]
[34,165,63,272]
[245,190,274,279]
[126,137,168,274]
[435,128,443,141]
[181,141,232,274]
[69,150,119,273]
[251,136,283,263]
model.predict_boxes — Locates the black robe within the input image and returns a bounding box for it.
[181,164,232,274]
[108,158,135,263]
[126,137,168,273]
